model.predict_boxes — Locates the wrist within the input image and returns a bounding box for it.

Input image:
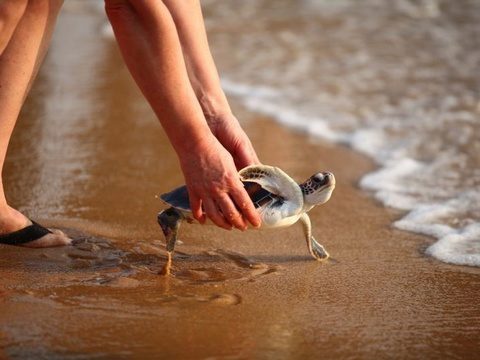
[197,90,232,123]
[173,129,215,162]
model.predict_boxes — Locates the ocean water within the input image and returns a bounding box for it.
[199,0,480,267]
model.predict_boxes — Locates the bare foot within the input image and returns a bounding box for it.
[0,206,71,248]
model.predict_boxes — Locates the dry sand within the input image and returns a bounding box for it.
[1,4,480,359]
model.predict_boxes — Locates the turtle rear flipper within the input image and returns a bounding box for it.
[157,208,184,276]
[157,207,183,252]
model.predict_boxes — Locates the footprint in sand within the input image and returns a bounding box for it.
[33,289,242,309]
[65,237,124,270]
[36,227,280,290]
[170,248,281,284]
[21,229,249,308]
[184,293,242,306]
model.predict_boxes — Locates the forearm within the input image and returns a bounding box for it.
[105,0,212,156]
[162,0,259,168]
[105,0,261,229]
[161,0,231,120]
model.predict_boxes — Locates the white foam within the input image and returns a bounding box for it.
[394,203,457,239]
[425,224,480,267]
[222,77,480,267]
[359,158,425,210]
[221,79,341,142]
[347,128,387,159]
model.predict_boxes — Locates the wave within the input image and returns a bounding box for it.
[222,78,480,267]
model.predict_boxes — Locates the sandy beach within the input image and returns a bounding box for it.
[2,112,480,358]
[1,2,480,359]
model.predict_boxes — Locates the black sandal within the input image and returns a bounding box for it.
[0,220,52,245]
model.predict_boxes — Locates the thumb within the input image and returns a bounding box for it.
[233,144,260,170]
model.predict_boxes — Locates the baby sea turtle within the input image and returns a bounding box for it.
[157,165,335,274]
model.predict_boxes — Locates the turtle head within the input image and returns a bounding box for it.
[300,172,336,209]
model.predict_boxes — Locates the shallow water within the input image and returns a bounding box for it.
[200,0,480,266]
[1,1,480,358]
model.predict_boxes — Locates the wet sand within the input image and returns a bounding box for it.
[1,3,480,359]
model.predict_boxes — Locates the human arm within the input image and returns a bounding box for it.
[161,0,260,169]
[104,0,260,230]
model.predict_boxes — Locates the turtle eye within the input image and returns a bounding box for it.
[312,173,325,184]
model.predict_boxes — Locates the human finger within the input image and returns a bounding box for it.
[216,193,247,230]
[189,191,205,224]
[203,197,232,230]
[230,182,261,228]
[233,141,260,170]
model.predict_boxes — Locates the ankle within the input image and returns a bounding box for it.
[0,206,30,234]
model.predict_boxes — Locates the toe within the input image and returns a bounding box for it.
[51,228,66,237]
[22,231,72,248]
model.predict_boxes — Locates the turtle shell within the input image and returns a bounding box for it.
[160,182,277,212]
[160,185,191,211]
[243,181,279,208]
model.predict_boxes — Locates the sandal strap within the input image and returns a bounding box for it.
[0,220,52,245]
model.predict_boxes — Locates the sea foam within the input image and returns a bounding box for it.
[222,78,480,267]
[208,0,480,268]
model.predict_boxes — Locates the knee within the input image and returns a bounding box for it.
[0,0,28,53]
[0,1,28,32]
[104,0,135,26]
[26,0,63,17]
[48,0,64,15]
[105,0,131,15]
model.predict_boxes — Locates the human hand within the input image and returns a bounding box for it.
[178,134,261,231]
[206,111,260,170]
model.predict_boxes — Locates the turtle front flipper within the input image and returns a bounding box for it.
[299,213,329,260]
[157,207,184,275]
[239,165,304,220]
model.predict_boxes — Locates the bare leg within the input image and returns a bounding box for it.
[0,1,28,54]
[0,0,70,247]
